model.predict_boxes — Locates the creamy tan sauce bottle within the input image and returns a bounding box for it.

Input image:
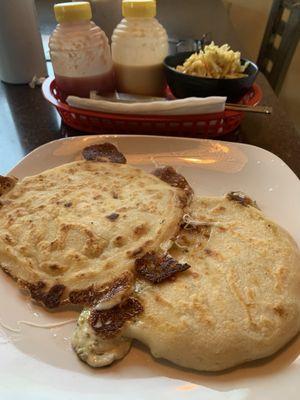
[111,0,168,97]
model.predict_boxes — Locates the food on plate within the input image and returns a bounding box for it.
[73,194,300,371]
[2,141,300,373]
[176,42,249,79]
[0,143,191,308]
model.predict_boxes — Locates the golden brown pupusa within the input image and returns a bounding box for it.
[73,195,300,371]
[0,146,189,308]
[125,196,300,371]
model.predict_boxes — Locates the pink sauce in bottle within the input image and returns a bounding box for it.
[49,2,115,98]
[55,69,115,98]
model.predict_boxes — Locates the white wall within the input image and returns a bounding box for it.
[223,0,300,133]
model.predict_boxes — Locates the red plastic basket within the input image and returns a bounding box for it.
[42,77,262,138]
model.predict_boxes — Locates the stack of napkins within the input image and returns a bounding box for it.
[66,92,226,115]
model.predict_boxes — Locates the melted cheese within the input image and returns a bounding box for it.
[71,309,131,367]
[0,318,76,333]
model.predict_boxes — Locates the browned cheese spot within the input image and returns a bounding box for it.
[40,262,66,276]
[211,205,226,214]
[113,235,126,247]
[103,262,112,270]
[0,176,18,197]
[226,191,259,208]
[0,265,14,278]
[43,284,66,308]
[133,223,148,237]
[3,234,14,245]
[106,213,119,221]
[23,281,65,309]
[152,166,193,206]
[69,286,96,305]
[204,248,220,258]
[135,252,191,283]
[89,297,143,338]
[50,264,61,271]
[273,305,287,318]
[82,143,127,164]
[69,273,133,306]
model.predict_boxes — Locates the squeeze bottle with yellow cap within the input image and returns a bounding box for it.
[49,2,115,98]
[111,0,168,96]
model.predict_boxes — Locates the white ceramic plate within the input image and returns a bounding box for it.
[1,135,300,400]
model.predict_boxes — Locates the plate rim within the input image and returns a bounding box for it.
[8,134,300,183]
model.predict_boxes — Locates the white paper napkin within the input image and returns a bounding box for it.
[66,94,226,115]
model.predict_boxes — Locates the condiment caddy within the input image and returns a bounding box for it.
[42,77,262,137]
[44,0,263,137]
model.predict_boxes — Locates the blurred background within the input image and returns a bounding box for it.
[35,0,300,134]
[223,0,300,134]
[36,0,300,133]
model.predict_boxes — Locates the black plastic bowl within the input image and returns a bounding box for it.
[164,51,258,101]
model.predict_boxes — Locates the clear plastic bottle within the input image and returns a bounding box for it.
[49,1,115,98]
[111,0,168,96]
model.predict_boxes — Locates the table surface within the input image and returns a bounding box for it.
[0,0,299,177]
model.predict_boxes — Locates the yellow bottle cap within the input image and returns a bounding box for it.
[122,0,156,18]
[54,2,92,23]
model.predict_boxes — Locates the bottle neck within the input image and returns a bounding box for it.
[58,20,92,27]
